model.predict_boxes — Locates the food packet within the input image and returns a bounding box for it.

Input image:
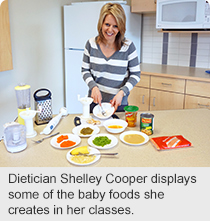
[150,135,192,150]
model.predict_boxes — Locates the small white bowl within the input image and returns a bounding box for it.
[93,103,115,120]
[104,119,128,134]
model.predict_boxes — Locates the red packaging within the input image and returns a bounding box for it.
[150,135,192,150]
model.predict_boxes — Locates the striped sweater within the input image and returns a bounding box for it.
[81,37,141,105]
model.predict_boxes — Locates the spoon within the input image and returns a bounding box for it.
[71,152,118,156]
[100,105,107,116]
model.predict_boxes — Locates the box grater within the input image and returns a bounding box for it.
[34,88,52,125]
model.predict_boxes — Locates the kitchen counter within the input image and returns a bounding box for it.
[140,63,210,82]
[0,108,210,167]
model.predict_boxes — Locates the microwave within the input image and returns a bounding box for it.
[156,0,210,30]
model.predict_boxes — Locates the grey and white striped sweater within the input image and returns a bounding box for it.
[81,37,141,105]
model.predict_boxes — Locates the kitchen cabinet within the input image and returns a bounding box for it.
[185,80,210,97]
[150,76,185,110]
[185,95,210,109]
[128,87,150,111]
[0,0,13,72]
[150,76,185,93]
[128,74,150,110]
[129,63,210,111]
[131,0,156,13]
[150,90,184,111]
[129,74,185,111]
[185,80,210,110]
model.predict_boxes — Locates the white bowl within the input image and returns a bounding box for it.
[93,103,115,120]
[104,119,128,134]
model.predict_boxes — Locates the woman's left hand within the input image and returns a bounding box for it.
[110,90,124,112]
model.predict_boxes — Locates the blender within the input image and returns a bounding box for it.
[78,95,93,119]
[4,123,27,153]
[15,84,31,125]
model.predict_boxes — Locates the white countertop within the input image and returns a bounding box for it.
[0,108,210,167]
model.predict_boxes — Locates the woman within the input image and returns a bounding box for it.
[82,3,140,112]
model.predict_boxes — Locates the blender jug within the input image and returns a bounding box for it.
[15,84,31,125]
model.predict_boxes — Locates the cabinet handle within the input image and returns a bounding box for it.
[153,97,156,106]
[154,0,156,4]
[161,83,172,86]
[198,103,210,108]
[142,95,145,104]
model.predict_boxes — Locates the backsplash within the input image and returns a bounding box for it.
[142,14,210,69]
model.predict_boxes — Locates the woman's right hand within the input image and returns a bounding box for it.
[91,86,102,105]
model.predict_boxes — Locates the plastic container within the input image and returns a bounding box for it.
[124,105,139,127]
[4,124,27,153]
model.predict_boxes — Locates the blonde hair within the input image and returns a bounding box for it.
[97,3,126,50]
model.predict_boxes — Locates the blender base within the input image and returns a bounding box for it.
[26,130,37,138]
[6,144,27,153]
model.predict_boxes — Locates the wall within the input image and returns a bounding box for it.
[0,0,95,137]
[0,0,131,138]
[142,14,210,69]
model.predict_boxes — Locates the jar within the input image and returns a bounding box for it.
[124,105,139,127]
